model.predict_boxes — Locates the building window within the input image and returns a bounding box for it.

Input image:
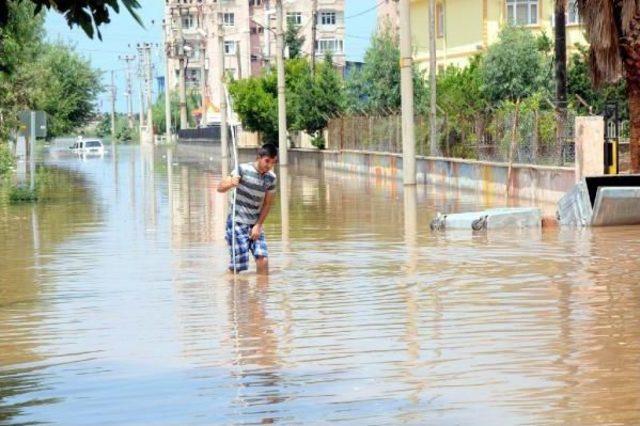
[249,0,262,6]
[287,12,302,26]
[223,12,235,27]
[506,0,538,26]
[181,14,195,29]
[315,39,343,54]
[318,11,336,26]
[224,40,237,55]
[567,0,581,24]
[436,3,444,38]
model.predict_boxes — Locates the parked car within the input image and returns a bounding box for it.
[70,139,104,156]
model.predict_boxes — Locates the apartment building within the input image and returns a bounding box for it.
[164,0,345,115]
[376,0,587,72]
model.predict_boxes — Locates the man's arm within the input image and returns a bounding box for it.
[217,175,240,193]
[250,191,276,240]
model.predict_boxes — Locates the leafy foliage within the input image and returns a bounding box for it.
[0,0,142,40]
[229,55,344,144]
[0,143,13,175]
[345,27,427,115]
[1,2,103,140]
[285,24,304,60]
[33,43,103,137]
[567,45,627,118]
[480,26,552,103]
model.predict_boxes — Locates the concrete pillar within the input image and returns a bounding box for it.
[575,116,604,182]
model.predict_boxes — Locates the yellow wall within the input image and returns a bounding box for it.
[411,0,588,72]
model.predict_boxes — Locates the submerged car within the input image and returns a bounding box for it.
[70,139,104,156]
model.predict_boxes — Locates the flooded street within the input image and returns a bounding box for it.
[2,141,640,424]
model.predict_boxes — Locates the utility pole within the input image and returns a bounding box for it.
[311,0,317,73]
[163,19,173,143]
[399,0,416,184]
[137,53,146,128]
[146,44,155,142]
[276,0,288,165]
[428,0,437,156]
[555,0,568,165]
[218,15,228,160]
[199,28,207,116]
[119,54,136,128]
[110,70,117,140]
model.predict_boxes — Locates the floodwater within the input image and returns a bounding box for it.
[1,141,640,425]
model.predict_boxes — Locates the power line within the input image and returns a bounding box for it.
[344,0,385,20]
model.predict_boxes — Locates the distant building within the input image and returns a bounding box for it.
[377,0,399,32]
[164,0,346,115]
[407,0,587,72]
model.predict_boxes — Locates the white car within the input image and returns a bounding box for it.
[71,139,104,156]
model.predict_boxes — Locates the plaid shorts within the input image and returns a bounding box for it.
[225,216,269,272]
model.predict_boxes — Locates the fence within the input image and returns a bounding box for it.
[327,110,577,166]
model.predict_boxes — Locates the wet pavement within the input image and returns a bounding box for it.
[1,140,640,424]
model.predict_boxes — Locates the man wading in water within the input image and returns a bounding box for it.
[217,143,278,275]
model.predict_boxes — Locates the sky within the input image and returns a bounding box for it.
[44,0,378,114]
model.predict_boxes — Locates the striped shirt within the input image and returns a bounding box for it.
[230,162,277,225]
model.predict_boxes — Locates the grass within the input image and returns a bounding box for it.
[8,186,38,203]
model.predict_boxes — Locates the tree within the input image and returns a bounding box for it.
[345,27,427,115]
[0,1,44,138]
[229,73,279,143]
[567,45,627,118]
[230,56,345,144]
[0,0,141,40]
[292,53,344,138]
[480,26,551,104]
[33,43,103,137]
[576,0,640,171]
[285,23,305,59]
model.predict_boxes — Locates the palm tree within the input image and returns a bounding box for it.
[577,0,640,172]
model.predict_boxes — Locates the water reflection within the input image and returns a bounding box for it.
[0,167,97,424]
[1,144,640,424]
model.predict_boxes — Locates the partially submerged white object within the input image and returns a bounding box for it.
[430,207,542,231]
[557,175,640,227]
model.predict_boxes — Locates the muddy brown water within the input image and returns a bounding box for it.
[1,141,640,425]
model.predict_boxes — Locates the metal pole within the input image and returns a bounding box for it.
[164,21,173,143]
[110,70,117,140]
[311,0,317,73]
[219,17,228,160]
[200,38,207,115]
[428,0,437,156]
[399,0,416,184]
[29,111,36,191]
[276,0,288,165]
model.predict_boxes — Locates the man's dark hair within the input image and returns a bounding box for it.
[257,143,278,159]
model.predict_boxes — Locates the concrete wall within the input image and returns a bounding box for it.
[289,148,574,204]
